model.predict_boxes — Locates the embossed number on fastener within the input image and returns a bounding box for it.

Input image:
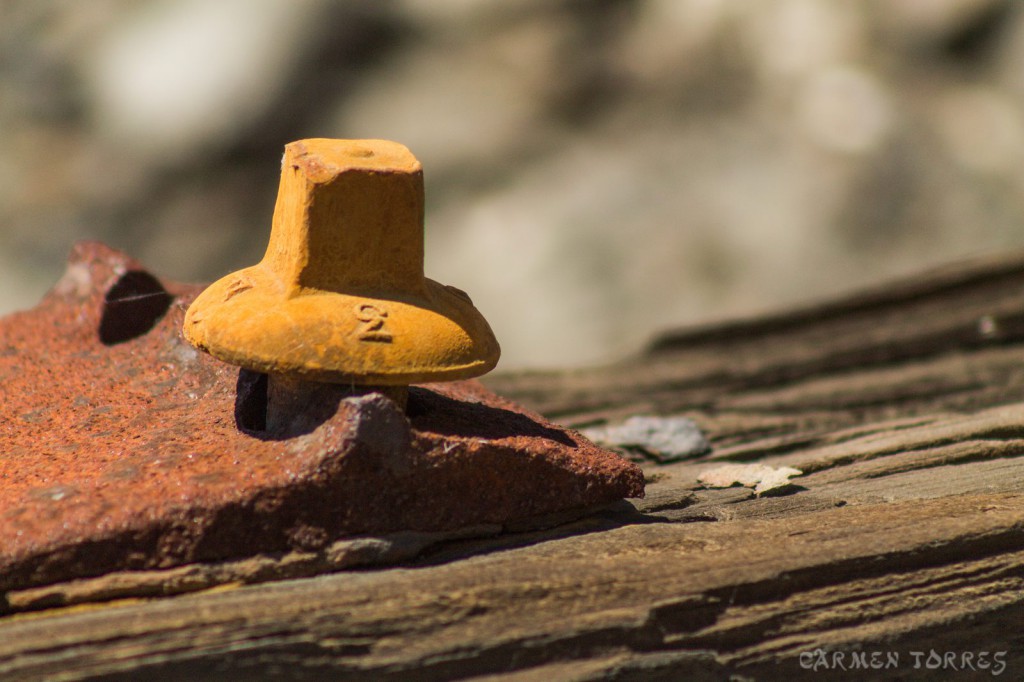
[355,303,392,342]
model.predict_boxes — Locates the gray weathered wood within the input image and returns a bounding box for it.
[3,252,1024,680]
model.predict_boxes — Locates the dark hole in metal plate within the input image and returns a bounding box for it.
[99,271,173,345]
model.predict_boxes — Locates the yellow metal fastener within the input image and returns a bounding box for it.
[183,138,500,426]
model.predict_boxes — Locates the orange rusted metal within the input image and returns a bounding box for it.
[183,139,500,386]
[0,243,643,597]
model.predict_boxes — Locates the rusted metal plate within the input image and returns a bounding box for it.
[0,243,643,595]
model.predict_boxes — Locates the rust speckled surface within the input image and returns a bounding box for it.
[0,243,643,594]
[183,139,500,385]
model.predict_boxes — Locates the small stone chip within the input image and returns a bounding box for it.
[697,463,803,496]
[582,416,711,463]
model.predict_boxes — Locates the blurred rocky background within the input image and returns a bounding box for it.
[3,0,1024,369]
